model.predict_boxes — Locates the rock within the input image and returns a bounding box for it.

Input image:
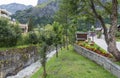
[0,46,39,78]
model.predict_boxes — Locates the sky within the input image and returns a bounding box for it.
[0,0,38,6]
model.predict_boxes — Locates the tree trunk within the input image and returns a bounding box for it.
[60,44,62,50]
[43,64,47,78]
[63,37,66,48]
[107,39,120,60]
[66,35,69,50]
[56,45,58,58]
[90,0,120,61]
[107,0,120,60]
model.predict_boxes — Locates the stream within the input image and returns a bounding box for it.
[7,50,56,78]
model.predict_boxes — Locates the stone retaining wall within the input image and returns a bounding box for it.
[0,46,39,78]
[74,44,120,78]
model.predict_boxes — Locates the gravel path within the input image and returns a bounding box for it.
[7,50,56,78]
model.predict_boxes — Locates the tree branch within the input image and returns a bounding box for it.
[89,0,109,44]
[96,0,112,14]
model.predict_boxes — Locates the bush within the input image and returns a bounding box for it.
[17,32,39,45]
[115,31,120,37]
[16,33,28,45]
[0,18,22,47]
[97,31,102,38]
[27,31,39,44]
[0,19,15,47]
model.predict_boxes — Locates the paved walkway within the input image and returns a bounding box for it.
[93,35,120,52]
[7,50,56,78]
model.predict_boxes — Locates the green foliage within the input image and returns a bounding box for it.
[27,32,39,44]
[39,42,48,67]
[0,18,22,47]
[38,29,54,78]
[97,31,102,38]
[55,0,74,48]
[52,21,63,57]
[11,0,55,26]
[115,31,120,41]
[11,8,33,24]
[17,34,28,45]
[115,31,120,37]
[28,17,34,32]
[17,32,38,45]
[52,22,62,44]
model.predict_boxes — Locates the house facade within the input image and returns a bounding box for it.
[0,9,28,33]
[19,24,28,33]
[0,9,11,19]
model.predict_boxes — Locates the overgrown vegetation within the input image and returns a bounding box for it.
[115,31,120,41]
[0,18,39,48]
[0,18,21,47]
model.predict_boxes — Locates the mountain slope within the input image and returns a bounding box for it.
[12,0,58,25]
[0,3,33,14]
[37,0,49,5]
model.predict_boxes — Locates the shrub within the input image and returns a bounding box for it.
[97,31,102,38]
[0,18,21,47]
[17,33,28,45]
[27,31,39,44]
[115,31,120,37]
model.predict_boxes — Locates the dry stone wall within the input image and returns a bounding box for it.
[0,46,39,78]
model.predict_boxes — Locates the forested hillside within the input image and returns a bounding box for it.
[11,0,58,26]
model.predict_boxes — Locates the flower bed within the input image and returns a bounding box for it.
[76,41,113,58]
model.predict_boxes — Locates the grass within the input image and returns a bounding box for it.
[115,61,120,66]
[0,44,36,51]
[31,46,117,78]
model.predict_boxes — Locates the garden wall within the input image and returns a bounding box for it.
[74,44,120,78]
[0,46,39,78]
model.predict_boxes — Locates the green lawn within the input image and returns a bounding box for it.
[31,46,117,78]
[0,44,36,51]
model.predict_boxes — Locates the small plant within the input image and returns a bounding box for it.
[97,31,102,38]
[77,41,112,58]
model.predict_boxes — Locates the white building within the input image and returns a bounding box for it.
[19,24,28,33]
[0,9,11,19]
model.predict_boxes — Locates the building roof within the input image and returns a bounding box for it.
[19,24,28,28]
[95,28,102,31]
[0,9,11,15]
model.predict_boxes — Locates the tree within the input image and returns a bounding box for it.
[74,0,120,60]
[39,42,48,78]
[39,29,54,78]
[28,17,34,32]
[52,21,62,57]
[55,0,75,49]
[62,0,120,60]
[89,0,120,60]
